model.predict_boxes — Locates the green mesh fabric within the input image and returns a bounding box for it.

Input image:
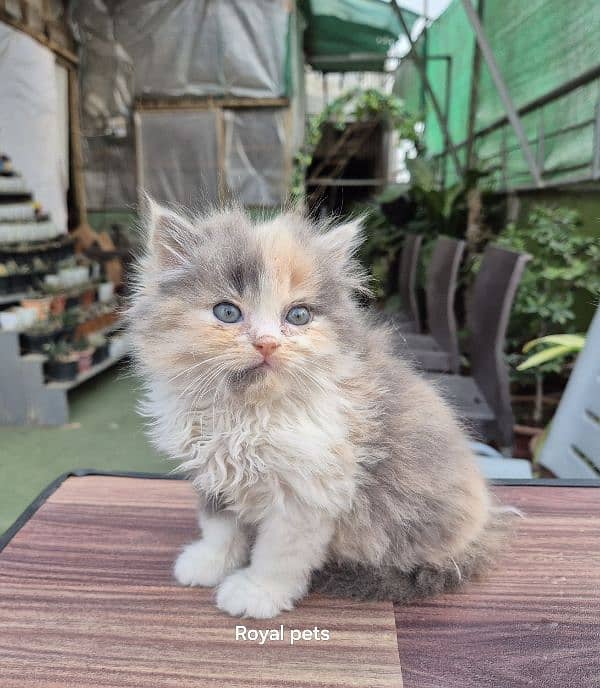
[301,0,418,73]
[394,0,600,189]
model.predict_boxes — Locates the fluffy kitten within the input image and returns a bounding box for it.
[128,200,509,619]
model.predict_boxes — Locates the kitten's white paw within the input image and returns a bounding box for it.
[174,540,237,587]
[216,569,295,619]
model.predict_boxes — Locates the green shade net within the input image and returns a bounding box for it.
[301,0,418,73]
[394,0,600,189]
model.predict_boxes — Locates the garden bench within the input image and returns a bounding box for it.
[2,472,599,687]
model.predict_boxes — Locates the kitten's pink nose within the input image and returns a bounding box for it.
[253,337,280,359]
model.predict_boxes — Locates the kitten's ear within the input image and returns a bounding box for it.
[140,192,197,268]
[315,217,364,264]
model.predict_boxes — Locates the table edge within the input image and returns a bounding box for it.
[2,470,600,553]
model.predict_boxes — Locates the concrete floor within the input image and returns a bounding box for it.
[0,364,168,535]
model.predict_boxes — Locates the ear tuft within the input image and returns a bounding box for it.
[140,192,197,268]
[316,217,364,263]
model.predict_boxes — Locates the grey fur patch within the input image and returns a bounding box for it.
[312,509,515,602]
[227,258,262,296]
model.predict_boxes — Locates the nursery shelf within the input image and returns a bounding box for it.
[0,292,28,306]
[46,350,129,391]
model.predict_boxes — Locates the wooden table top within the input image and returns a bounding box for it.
[1,474,599,688]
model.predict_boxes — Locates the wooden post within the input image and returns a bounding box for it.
[68,68,89,230]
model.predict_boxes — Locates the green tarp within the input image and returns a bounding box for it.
[394,0,600,189]
[301,0,418,73]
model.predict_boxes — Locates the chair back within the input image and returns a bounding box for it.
[398,234,422,332]
[425,237,465,373]
[538,305,600,478]
[467,245,530,448]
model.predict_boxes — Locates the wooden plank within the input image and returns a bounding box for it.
[395,485,600,688]
[0,476,403,688]
[68,68,88,228]
[135,96,289,111]
[0,6,77,64]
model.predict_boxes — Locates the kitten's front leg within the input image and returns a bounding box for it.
[174,509,248,587]
[216,506,334,618]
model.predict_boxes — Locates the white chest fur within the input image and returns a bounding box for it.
[143,379,359,523]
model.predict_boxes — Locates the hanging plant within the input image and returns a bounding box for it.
[291,88,420,201]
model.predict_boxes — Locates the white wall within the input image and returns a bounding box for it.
[0,23,68,232]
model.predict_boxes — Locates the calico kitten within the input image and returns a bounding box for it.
[128,199,510,619]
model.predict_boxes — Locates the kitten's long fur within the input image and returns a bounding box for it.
[128,200,510,618]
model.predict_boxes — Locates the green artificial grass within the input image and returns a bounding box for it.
[0,364,168,535]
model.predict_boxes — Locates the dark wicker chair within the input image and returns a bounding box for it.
[391,234,422,334]
[397,237,465,373]
[425,245,530,451]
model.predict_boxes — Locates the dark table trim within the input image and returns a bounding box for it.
[2,470,600,553]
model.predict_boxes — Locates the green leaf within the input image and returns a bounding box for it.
[522,334,586,353]
[517,345,577,371]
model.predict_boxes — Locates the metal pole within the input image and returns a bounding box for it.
[465,0,484,169]
[442,56,452,188]
[460,0,543,187]
[392,1,463,181]
[592,101,600,180]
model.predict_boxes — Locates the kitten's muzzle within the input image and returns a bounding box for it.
[252,336,280,360]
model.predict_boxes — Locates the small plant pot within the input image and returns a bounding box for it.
[21,296,53,321]
[512,424,544,460]
[80,287,96,308]
[98,282,114,303]
[65,294,79,309]
[77,348,95,373]
[92,342,110,365]
[50,293,67,316]
[45,358,79,382]
[21,330,61,354]
[10,273,31,292]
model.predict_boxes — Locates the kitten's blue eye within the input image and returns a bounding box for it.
[213,302,242,323]
[286,305,311,326]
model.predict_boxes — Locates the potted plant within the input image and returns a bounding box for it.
[73,337,95,373]
[65,288,80,310]
[0,263,10,294]
[10,263,32,292]
[89,333,110,365]
[80,285,96,308]
[20,318,63,353]
[98,281,114,303]
[498,207,600,427]
[41,282,68,316]
[61,307,82,338]
[43,341,79,382]
[20,294,53,321]
[494,206,600,457]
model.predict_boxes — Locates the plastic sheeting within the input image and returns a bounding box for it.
[84,135,136,209]
[135,110,221,207]
[224,109,287,207]
[69,0,134,136]
[118,0,289,98]
[0,24,68,231]
[134,108,288,208]
[70,0,291,133]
